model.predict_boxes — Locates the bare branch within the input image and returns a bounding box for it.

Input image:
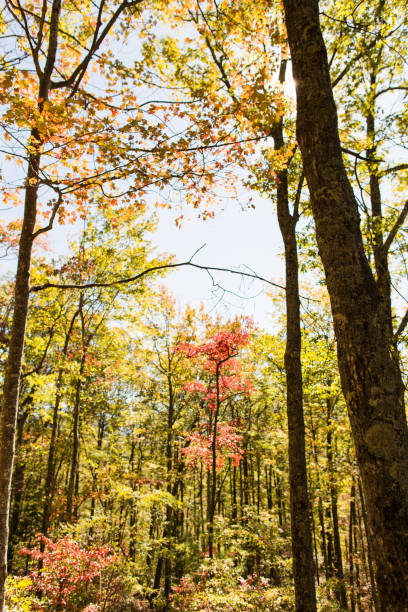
[341,147,381,163]
[293,171,305,222]
[394,308,408,343]
[378,163,408,178]
[30,259,286,294]
[383,201,408,254]
[50,0,144,96]
[31,193,62,240]
[374,85,408,99]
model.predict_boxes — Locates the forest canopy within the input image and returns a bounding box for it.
[0,0,407,611]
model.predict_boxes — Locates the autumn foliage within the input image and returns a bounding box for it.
[19,536,114,611]
[178,321,253,470]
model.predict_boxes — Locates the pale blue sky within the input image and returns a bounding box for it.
[151,189,285,326]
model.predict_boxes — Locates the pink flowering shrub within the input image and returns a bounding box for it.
[19,535,114,611]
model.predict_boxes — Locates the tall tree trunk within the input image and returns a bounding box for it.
[273,57,316,612]
[282,1,408,607]
[0,141,41,610]
[0,3,62,606]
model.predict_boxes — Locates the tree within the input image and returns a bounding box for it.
[0,1,146,605]
[20,535,114,611]
[136,3,317,606]
[282,0,408,608]
[178,321,253,559]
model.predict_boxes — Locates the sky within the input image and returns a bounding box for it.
[150,188,285,327]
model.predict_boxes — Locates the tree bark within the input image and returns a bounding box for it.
[0,3,62,607]
[273,62,316,608]
[282,1,408,608]
[366,100,393,343]
[0,140,41,610]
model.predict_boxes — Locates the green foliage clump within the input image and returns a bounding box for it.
[169,559,294,612]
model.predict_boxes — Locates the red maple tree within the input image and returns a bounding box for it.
[177,320,254,557]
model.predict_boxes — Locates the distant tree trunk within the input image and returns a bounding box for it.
[358,480,379,612]
[208,361,222,558]
[282,1,408,607]
[232,463,238,520]
[153,371,175,608]
[66,362,85,523]
[89,414,105,541]
[66,296,86,523]
[265,465,273,511]
[239,460,244,520]
[326,396,347,608]
[273,468,283,528]
[42,310,79,538]
[310,413,329,578]
[151,556,163,606]
[310,503,320,585]
[163,373,174,606]
[349,481,356,612]
[256,453,261,515]
[199,464,204,543]
[273,57,316,612]
[8,404,30,569]
[242,451,250,509]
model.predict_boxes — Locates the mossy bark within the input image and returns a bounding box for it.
[282,0,408,608]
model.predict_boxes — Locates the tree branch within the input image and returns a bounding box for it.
[378,163,408,178]
[50,0,144,95]
[31,192,62,240]
[293,171,305,222]
[30,258,286,294]
[341,147,381,163]
[393,307,408,343]
[383,201,408,254]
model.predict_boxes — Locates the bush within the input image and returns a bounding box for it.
[17,535,114,611]
[169,558,295,611]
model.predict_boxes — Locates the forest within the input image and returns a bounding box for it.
[0,0,407,610]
